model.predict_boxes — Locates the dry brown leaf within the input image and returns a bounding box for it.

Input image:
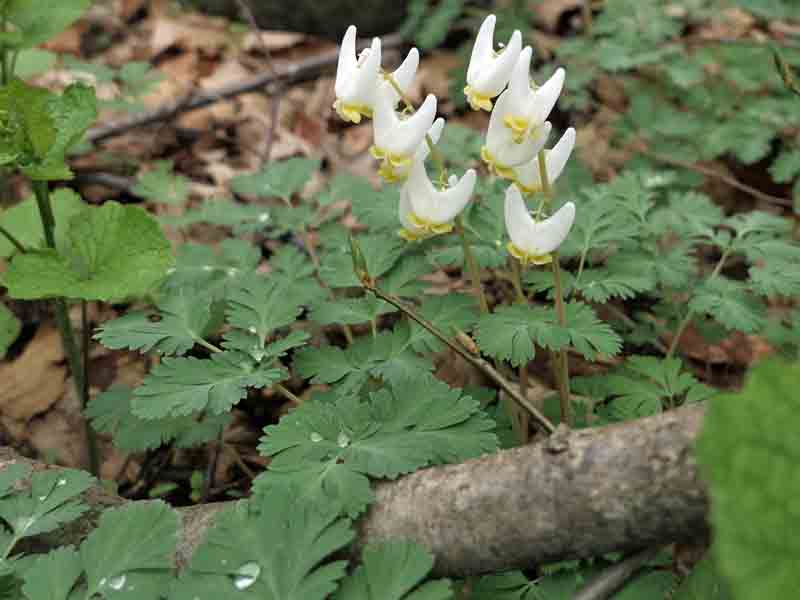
[530,0,582,32]
[0,327,65,422]
[150,13,234,56]
[27,380,90,469]
[243,31,306,53]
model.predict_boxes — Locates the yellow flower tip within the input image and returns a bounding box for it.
[334,100,372,124]
[387,153,411,168]
[513,181,542,196]
[464,86,494,112]
[399,228,421,242]
[370,145,385,159]
[502,115,530,144]
[507,242,552,266]
[378,161,405,183]
[401,214,454,241]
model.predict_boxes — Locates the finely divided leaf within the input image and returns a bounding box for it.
[335,541,452,600]
[132,161,190,206]
[231,158,319,201]
[226,274,304,347]
[5,202,173,301]
[689,277,765,333]
[132,351,285,419]
[174,487,352,600]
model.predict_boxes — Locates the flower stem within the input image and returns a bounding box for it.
[665,247,731,360]
[536,150,572,426]
[363,280,556,434]
[81,300,100,476]
[32,181,99,474]
[455,215,489,314]
[510,255,530,442]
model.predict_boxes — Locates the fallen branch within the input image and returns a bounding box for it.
[8,404,708,576]
[86,34,403,144]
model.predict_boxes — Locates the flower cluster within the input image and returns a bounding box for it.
[332,16,576,263]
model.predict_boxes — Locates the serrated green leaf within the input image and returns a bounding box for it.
[476,302,621,367]
[162,239,260,296]
[132,352,285,419]
[749,259,800,297]
[697,359,800,600]
[689,277,765,333]
[319,234,405,288]
[5,202,173,301]
[409,295,480,354]
[309,296,392,326]
[94,286,217,355]
[0,469,93,540]
[231,158,319,201]
[21,546,82,600]
[335,541,452,600]
[0,303,21,359]
[769,148,800,183]
[131,161,189,205]
[174,487,352,600]
[256,378,497,516]
[5,0,91,48]
[226,274,303,348]
[0,463,31,499]
[0,189,85,258]
[160,196,269,233]
[87,385,230,452]
[81,501,177,599]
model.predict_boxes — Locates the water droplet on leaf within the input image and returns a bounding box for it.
[337,432,350,448]
[310,432,323,443]
[232,562,260,590]
[109,575,126,590]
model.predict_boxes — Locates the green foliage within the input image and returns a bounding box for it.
[0,302,20,358]
[173,487,352,600]
[475,302,621,367]
[673,558,732,600]
[230,158,319,201]
[132,161,190,205]
[256,378,497,517]
[335,541,451,599]
[160,196,270,233]
[0,188,84,258]
[87,385,230,451]
[3,0,91,49]
[689,278,765,333]
[697,359,800,599]
[132,351,286,419]
[21,546,83,600]
[5,201,174,301]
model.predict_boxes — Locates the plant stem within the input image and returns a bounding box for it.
[363,281,556,434]
[275,383,302,405]
[536,150,572,426]
[81,301,100,476]
[32,181,97,473]
[0,224,26,253]
[510,255,530,441]
[582,0,593,36]
[665,247,732,360]
[455,215,489,314]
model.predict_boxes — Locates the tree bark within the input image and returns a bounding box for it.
[6,404,709,576]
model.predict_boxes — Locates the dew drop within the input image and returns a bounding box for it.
[337,432,350,448]
[57,478,67,486]
[99,578,107,588]
[232,562,260,590]
[248,326,257,334]
[109,575,126,591]
[202,265,215,272]
[38,495,47,501]
[310,432,323,443]
[258,212,269,223]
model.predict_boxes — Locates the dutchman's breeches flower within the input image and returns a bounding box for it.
[504,184,575,266]
[464,15,522,112]
[513,128,576,195]
[333,25,420,123]
[388,117,445,183]
[371,88,437,183]
[399,161,477,241]
[482,87,552,178]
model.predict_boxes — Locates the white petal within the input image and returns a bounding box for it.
[393,47,419,93]
[471,29,522,97]
[505,185,575,255]
[530,67,564,125]
[506,46,534,115]
[410,168,476,223]
[375,93,437,157]
[513,127,575,189]
[334,25,358,98]
[486,92,552,167]
[337,35,382,107]
[398,186,420,232]
[467,15,496,83]
[414,117,445,163]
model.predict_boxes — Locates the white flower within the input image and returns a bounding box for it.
[503,49,565,144]
[333,25,420,123]
[399,161,477,241]
[504,184,575,265]
[464,15,522,111]
[371,88,437,182]
[482,88,551,178]
[386,117,445,183]
[512,128,576,194]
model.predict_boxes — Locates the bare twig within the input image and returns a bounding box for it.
[573,547,662,600]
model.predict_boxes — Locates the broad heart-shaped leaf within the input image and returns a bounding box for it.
[94,286,218,356]
[80,501,177,599]
[0,189,85,258]
[696,359,800,600]
[172,487,352,600]
[335,541,452,600]
[6,0,91,48]
[230,158,319,201]
[255,378,497,517]
[475,302,621,367]
[132,351,286,419]
[0,302,21,359]
[5,202,173,301]
[87,385,230,452]
[0,468,93,540]
[21,546,83,600]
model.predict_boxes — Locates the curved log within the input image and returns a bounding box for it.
[5,404,708,576]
